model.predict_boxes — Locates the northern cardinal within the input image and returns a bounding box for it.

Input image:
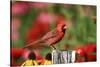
[23,23,67,49]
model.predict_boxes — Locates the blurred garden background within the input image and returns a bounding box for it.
[11,1,96,66]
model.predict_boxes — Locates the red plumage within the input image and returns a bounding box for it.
[23,23,67,49]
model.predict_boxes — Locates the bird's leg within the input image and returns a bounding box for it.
[50,45,57,50]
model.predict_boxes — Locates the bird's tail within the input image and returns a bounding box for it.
[23,39,46,49]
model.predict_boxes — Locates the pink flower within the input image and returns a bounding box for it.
[22,49,30,59]
[36,11,55,23]
[12,18,20,30]
[12,31,19,41]
[12,18,21,40]
[29,2,49,8]
[34,49,43,60]
[12,2,30,15]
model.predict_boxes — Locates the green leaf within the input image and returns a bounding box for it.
[40,47,51,56]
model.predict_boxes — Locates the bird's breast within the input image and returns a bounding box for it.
[45,32,64,45]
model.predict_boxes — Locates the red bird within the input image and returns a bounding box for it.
[23,23,67,49]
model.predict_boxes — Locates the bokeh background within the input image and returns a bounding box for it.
[11,1,96,66]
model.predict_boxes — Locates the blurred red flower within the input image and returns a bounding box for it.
[84,43,96,61]
[84,43,96,53]
[75,43,96,62]
[11,48,25,58]
[12,2,30,15]
[75,46,86,56]
[75,45,86,62]
[11,47,25,66]
[11,48,43,66]
[25,22,50,44]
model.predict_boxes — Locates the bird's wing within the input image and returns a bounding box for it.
[42,29,57,40]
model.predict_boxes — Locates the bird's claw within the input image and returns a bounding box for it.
[50,45,57,50]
